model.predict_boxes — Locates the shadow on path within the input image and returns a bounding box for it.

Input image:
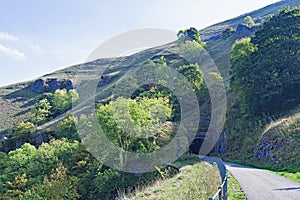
[274,187,300,191]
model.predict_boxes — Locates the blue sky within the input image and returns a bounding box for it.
[0,0,280,86]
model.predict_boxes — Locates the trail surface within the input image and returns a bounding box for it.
[225,162,300,200]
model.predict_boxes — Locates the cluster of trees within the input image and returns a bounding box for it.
[226,6,300,163]
[177,27,202,44]
[11,122,36,144]
[31,89,79,125]
[3,6,300,199]
[0,89,80,152]
[177,64,205,93]
[130,55,206,120]
[0,138,168,200]
[97,97,173,154]
[230,6,300,116]
[0,140,81,199]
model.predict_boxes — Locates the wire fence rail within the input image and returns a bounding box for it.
[200,156,228,200]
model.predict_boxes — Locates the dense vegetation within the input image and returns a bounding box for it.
[230,6,300,116]
[226,6,300,171]
[0,31,212,199]
[97,97,173,153]
[177,27,202,44]
[0,89,79,153]
[0,139,168,199]
[31,89,79,125]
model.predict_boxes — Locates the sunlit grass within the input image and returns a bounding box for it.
[227,172,246,200]
[271,171,300,183]
[119,156,222,200]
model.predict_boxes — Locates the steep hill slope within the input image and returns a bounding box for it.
[1,0,299,138]
[1,1,300,199]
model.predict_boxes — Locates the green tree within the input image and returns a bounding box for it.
[3,174,28,200]
[96,97,173,163]
[68,89,79,105]
[22,164,80,200]
[244,16,255,28]
[30,98,52,125]
[51,89,69,114]
[230,7,300,115]
[12,122,36,143]
[50,89,79,116]
[177,64,205,92]
[230,37,257,95]
[177,27,201,44]
[56,113,79,140]
[180,40,204,63]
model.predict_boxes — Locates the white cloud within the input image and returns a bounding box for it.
[0,44,26,60]
[0,32,18,41]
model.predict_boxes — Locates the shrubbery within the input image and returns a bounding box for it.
[31,89,79,125]
[230,7,300,115]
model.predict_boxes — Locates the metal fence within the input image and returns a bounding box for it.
[200,156,227,200]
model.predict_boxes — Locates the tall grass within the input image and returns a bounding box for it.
[118,161,221,200]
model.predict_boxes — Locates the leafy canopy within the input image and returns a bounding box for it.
[230,7,300,115]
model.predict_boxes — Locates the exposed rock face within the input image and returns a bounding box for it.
[98,76,112,87]
[236,23,259,40]
[254,136,273,159]
[30,79,44,93]
[222,28,235,39]
[254,18,263,24]
[253,135,291,163]
[211,131,226,154]
[30,78,73,93]
[35,133,44,147]
[151,53,180,61]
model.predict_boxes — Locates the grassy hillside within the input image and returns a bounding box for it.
[244,112,300,170]
[1,0,299,136]
[0,83,40,134]
[200,0,300,40]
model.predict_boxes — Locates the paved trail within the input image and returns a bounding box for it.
[225,162,300,200]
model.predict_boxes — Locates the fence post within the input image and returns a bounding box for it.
[201,156,228,200]
[223,177,227,200]
[218,187,222,200]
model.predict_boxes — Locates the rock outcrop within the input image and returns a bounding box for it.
[98,76,112,87]
[30,78,73,93]
[236,23,259,40]
[222,28,235,39]
[253,135,291,163]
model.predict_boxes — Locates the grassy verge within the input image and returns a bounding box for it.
[119,156,222,200]
[119,154,247,200]
[270,171,300,183]
[227,172,246,200]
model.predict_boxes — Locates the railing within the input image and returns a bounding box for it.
[200,156,227,200]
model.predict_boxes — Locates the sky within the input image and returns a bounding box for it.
[0,0,280,87]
